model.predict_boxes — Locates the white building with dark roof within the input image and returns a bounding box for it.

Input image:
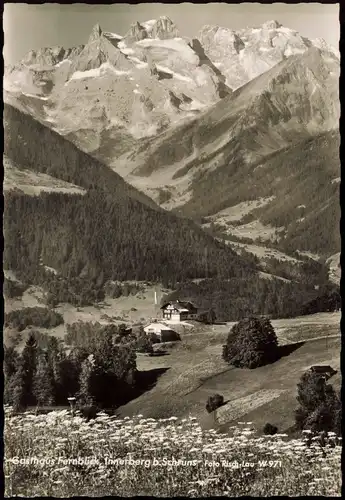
[144,322,180,342]
[160,300,198,322]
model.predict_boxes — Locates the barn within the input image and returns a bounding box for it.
[160,300,198,322]
[309,365,337,380]
[144,322,181,342]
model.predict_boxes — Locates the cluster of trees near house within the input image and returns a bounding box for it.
[4,320,159,412]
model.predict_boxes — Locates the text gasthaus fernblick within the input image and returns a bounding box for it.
[8,456,282,468]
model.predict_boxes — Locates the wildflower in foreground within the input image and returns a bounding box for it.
[4,409,341,497]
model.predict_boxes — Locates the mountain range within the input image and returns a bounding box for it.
[3,16,340,291]
[4,16,338,155]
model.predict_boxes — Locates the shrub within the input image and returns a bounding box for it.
[206,393,224,413]
[5,307,64,331]
[300,290,341,315]
[78,405,99,421]
[263,423,278,435]
[136,327,154,354]
[222,316,279,368]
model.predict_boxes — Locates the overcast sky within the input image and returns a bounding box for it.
[4,3,339,65]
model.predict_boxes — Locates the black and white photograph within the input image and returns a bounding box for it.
[3,2,341,497]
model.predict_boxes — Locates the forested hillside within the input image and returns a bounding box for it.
[4,189,254,289]
[4,104,257,298]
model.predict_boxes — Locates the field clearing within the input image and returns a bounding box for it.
[215,389,287,424]
[207,219,283,242]
[204,197,275,224]
[5,282,170,324]
[4,283,172,351]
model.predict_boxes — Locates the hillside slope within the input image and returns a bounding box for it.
[202,130,340,256]
[117,313,340,433]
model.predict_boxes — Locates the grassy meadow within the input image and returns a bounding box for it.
[4,407,341,497]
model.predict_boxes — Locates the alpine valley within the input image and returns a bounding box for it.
[3,14,343,486]
[4,16,340,318]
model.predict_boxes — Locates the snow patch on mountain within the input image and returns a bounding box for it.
[69,62,131,81]
[199,19,338,89]
[55,59,72,67]
[156,64,194,82]
[136,38,199,64]
[103,31,123,40]
[22,93,49,100]
[120,47,135,55]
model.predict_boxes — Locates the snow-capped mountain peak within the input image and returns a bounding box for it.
[88,23,103,43]
[261,20,282,30]
[199,20,338,89]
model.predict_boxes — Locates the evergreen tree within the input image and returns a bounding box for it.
[295,370,341,434]
[12,334,39,410]
[33,355,55,406]
[11,364,29,412]
[4,346,19,379]
[207,308,216,325]
[77,357,96,406]
[4,347,20,404]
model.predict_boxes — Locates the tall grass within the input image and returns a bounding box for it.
[4,406,341,497]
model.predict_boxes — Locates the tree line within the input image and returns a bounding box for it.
[4,326,139,411]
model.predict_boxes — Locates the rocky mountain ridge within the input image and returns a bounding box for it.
[198,19,339,89]
[4,17,338,158]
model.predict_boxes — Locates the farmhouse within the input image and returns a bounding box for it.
[144,322,180,342]
[160,300,198,322]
